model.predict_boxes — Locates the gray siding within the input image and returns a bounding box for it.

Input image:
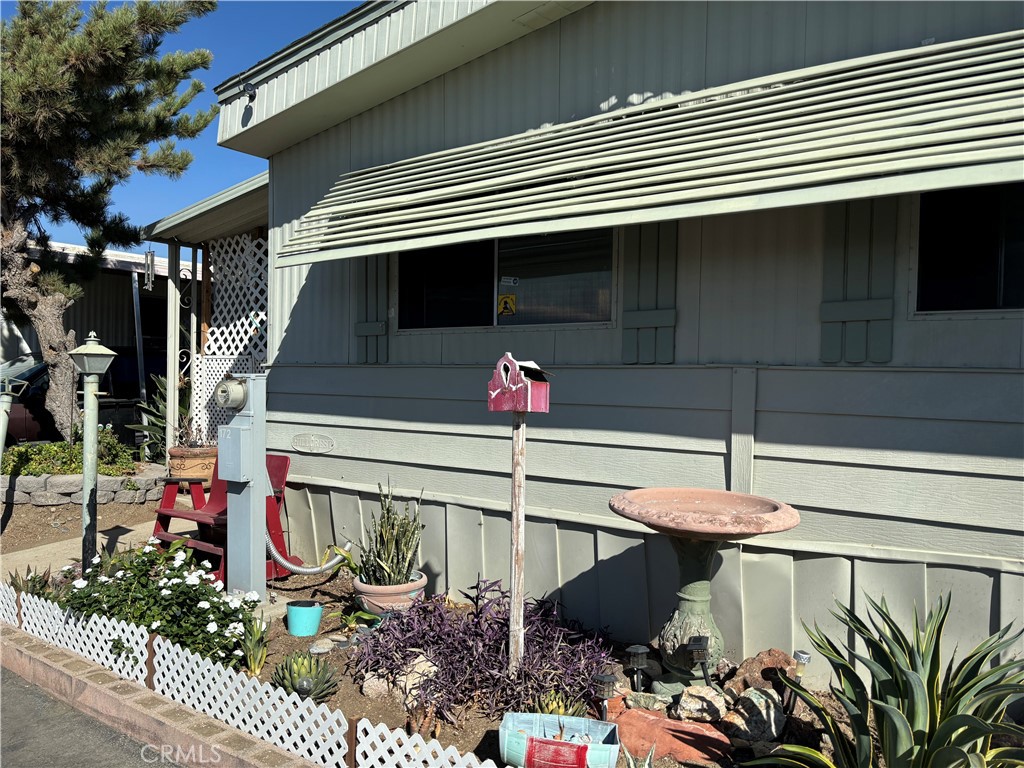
[270,363,1023,687]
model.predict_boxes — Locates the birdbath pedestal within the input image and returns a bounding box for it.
[609,488,799,696]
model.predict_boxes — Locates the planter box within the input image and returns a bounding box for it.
[168,446,217,489]
[499,713,619,768]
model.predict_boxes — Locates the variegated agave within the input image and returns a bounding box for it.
[746,593,1024,768]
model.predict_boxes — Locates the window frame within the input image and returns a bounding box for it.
[390,229,620,335]
[907,189,1024,322]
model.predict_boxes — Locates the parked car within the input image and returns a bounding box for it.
[2,354,61,447]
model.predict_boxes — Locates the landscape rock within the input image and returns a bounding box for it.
[4,490,31,504]
[723,648,795,696]
[718,688,787,742]
[614,707,732,764]
[30,491,71,506]
[71,490,115,505]
[145,488,164,501]
[395,654,437,708]
[113,490,147,504]
[361,673,392,699]
[625,691,672,713]
[46,474,84,493]
[670,685,727,722]
[97,475,123,492]
[10,475,49,493]
[309,638,335,654]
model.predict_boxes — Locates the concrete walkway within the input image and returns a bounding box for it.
[1,519,162,577]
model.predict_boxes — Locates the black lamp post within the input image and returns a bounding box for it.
[625,644,649,692]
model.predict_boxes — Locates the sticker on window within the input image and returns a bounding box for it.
[497,294,517,316]
[500,276,520,286]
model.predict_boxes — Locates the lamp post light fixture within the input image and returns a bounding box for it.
[685,635,714,687]
[786,650,812,716]
[69,332,117,566]
[625,644,649,692]
[593,672,618,721]
[0,375,29,465]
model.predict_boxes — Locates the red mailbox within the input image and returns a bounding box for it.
[487,352,550,413]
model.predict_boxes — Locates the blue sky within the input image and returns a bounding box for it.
[2,0,361,256]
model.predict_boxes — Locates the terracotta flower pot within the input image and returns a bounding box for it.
[168,445,218,489]
[353,570,427,614]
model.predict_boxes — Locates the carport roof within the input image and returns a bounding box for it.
[143,172,268,246]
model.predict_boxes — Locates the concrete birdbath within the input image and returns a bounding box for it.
[609,488,799,695]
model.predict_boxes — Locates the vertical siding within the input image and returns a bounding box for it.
[704,2,806,87]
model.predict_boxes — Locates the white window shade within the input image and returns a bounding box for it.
[278,29,1024,267]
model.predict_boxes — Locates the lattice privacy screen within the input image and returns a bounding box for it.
[193,233,268,444]
[0,583,17,626]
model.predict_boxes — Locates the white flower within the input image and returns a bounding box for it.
[150,621,161,630]
[206,621,218,633]
[84,568,92,575]
[97,576,110,583]
[142,546,155,554]
[197,600,211,610]
[213,581,224,592]
[168,578,182,586]
[201,560,212,569]
[114,570,125,579]
[61,565,74,573]
[148,536,160,545]
[227,597,242,610]
[158,578,168,587]
[160,589,172,596]
[184,574,201,586]
[217,651,225,657]
[90,555,102,564]
[232,650,244,657]
[173,551,187,563]
[202,573,216,581]
[72,579,88,589]
[226,622,244,637]
[244,591,260,602]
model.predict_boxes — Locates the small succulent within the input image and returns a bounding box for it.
[239,612,270,677]
[271,651,339,703]
[532,689,587,718]
[8,566,65,600]
[622,744,657,768]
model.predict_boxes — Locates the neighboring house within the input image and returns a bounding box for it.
[148,1,1023,684]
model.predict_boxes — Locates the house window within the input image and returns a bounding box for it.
[917,183,1023,312]
[398,229,613,329]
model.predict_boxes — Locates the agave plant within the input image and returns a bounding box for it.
[622,744,657,768]
[747,592,1024,768]
[271,651,339,704]
[8,566,66,600]
[239,613,270,677]
[531,689,588,718]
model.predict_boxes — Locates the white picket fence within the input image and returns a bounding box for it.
[0,583,504,768]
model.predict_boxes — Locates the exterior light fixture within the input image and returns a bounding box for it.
[686,636,714,687]
[593,673,618,721]
[625,644,649,692]
[69,332,117,565]
[786,649,812,716]
[243,82,257,102]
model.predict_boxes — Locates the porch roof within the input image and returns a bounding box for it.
[278,29,1024,267]
[143,172,269,246]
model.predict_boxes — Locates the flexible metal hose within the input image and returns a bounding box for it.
[265,531,352,575]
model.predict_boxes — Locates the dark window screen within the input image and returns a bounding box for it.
[918,183,1024,311]
[398,242,493,329]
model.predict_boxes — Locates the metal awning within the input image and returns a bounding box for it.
[279,29,1024,266]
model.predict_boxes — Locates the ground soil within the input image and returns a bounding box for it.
[0,501,157,555]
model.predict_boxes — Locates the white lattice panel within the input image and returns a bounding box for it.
[206,234,268,361]
[154,637,349,766]
[355,719,504,768]
[193,354,256,445]
[0,583,18,626]
[18,594,148,682]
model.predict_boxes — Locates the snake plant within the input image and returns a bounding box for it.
[747,593,1024,768]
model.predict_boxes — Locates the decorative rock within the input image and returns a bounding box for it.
[394,654,437,708]
[145,488,164,501]
[625,691,673,713]
[361,673,391,699]
[10,475,49,493]
[723,648,795,696]
[718,688,787,742]
[113,490,146,504]
[71,490,115,505]
[30,491,71,506]
[309,638,335,655]
[670,685,727,722]
[614,707,732,764]
[716,657,738,679]
[5,490,31,504]
[97,475,123,492]
[46,474,84,493]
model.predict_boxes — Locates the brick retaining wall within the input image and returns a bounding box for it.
[1,463,167,506]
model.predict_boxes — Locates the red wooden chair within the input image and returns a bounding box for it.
[152,454,301,583]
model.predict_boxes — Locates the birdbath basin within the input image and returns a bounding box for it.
[609,488,799,694]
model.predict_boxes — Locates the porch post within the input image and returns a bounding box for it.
[165,242,180,460]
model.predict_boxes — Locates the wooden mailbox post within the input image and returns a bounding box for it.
[487,352,550,671]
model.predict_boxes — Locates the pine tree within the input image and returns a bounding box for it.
[1,0,218,440]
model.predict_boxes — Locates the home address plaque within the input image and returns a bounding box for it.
[291,433,335,455]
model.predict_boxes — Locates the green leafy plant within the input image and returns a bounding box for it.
[326,606,379,632]
[1,425,135,476]
[747,593,1024,768]
[7,566,67,601]
[531,689,588,718]
[271,651,339,703]
[359,483,424,586]
[239,612,270,677]
[127,374,183,460]
[60,538,260,668]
